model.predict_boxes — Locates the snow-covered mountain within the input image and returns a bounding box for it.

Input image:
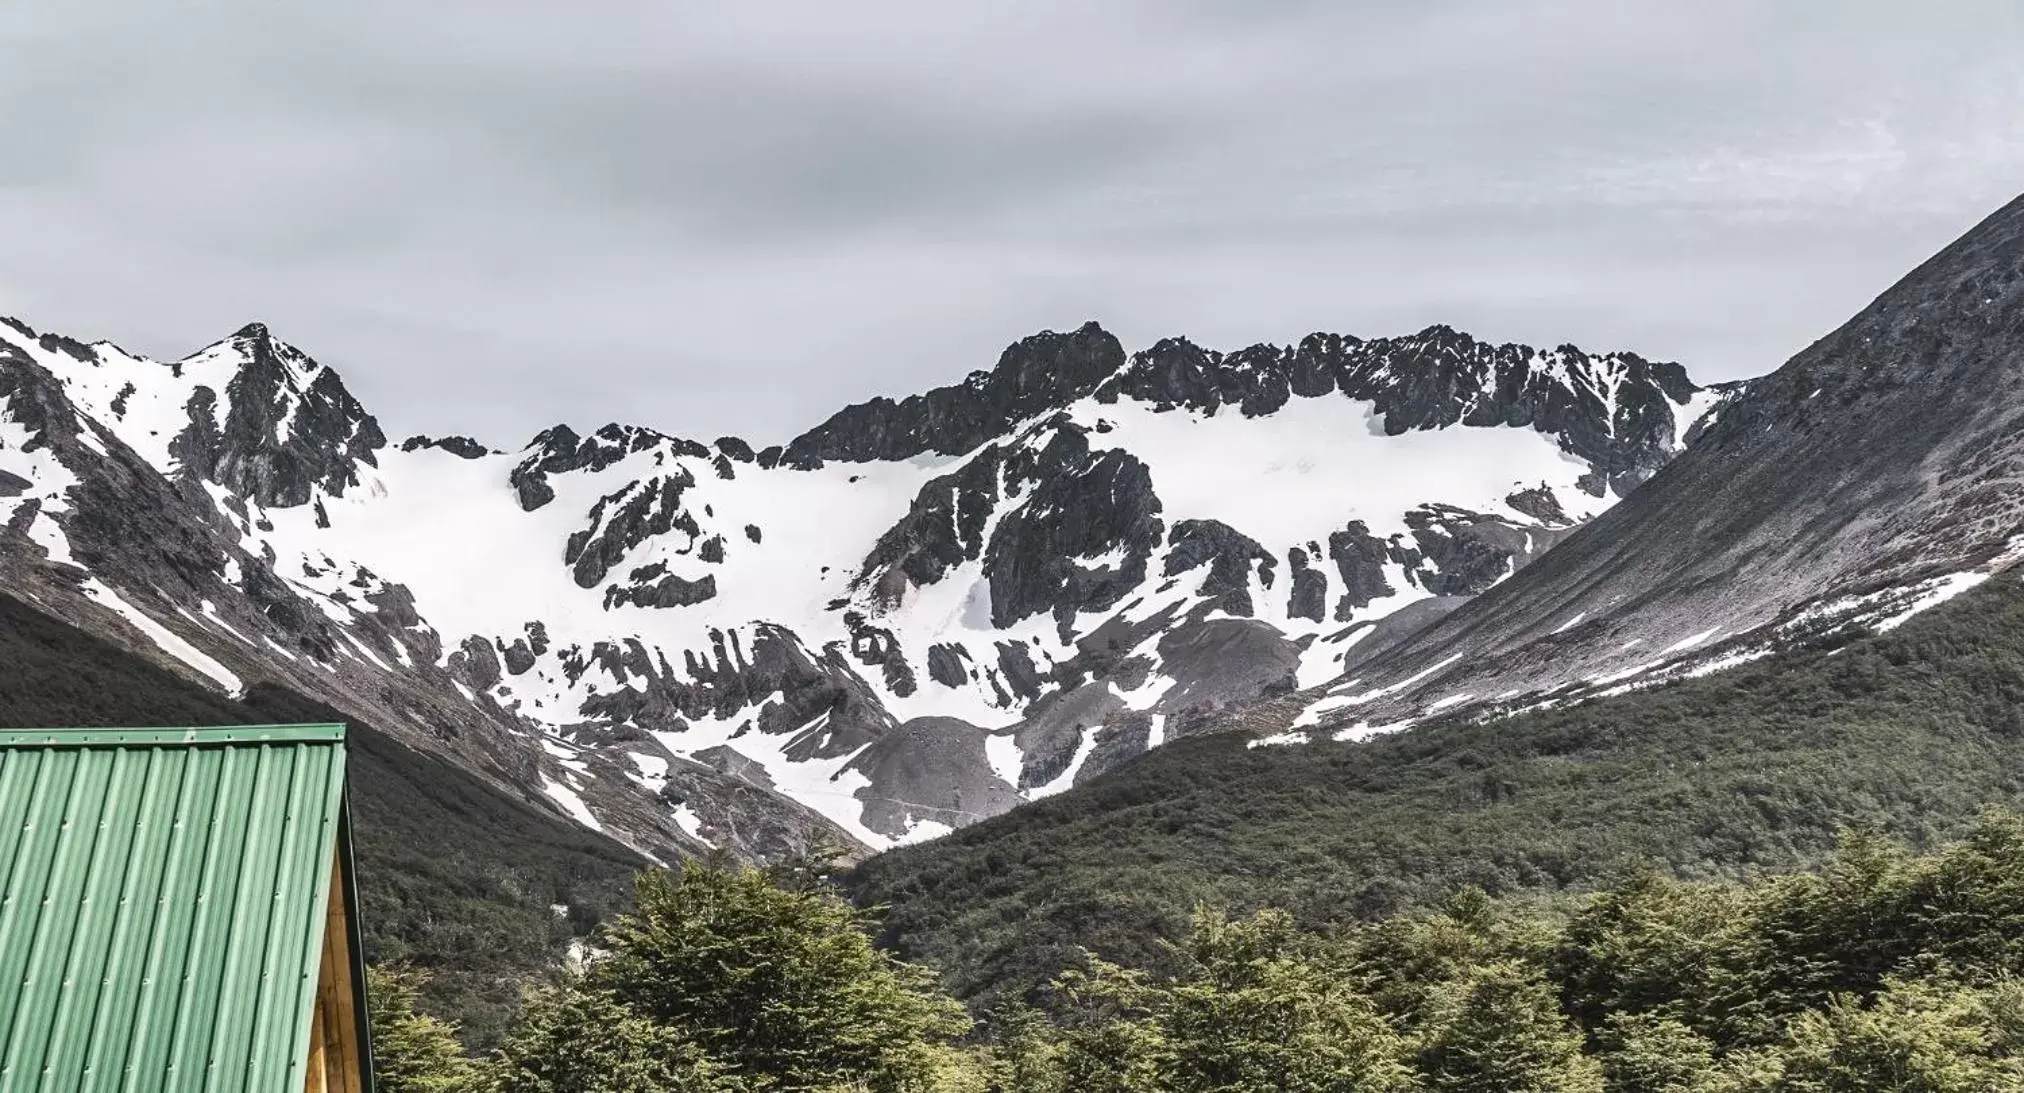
[1264,192,2024,744]
[0,312,1722,857]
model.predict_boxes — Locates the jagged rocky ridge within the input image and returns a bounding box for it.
[0,311,1723,854]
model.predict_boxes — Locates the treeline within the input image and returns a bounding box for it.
[377,814,2024,1091]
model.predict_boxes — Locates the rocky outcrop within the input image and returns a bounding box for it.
[785,322,1126,464]
[566,473,702,588]
[1286,548,1328,622]
[603,570,717,609]
[401,434,491,459]
[856,445,1006,601]
[1164,519,1275,617]
[984,427,1164,632]
[575,625,893,763]
[1326,522,1395,620]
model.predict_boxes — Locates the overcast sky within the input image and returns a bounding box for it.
[3,2,2023,445]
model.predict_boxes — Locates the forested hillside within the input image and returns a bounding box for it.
[369,815,2024,1090]
[850,571,2024,1005]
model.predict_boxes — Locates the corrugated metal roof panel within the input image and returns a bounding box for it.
[0,725,348,1091]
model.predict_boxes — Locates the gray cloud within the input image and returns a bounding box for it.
[2,1,2022,444]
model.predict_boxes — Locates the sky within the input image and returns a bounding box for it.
[3,2,2023,447]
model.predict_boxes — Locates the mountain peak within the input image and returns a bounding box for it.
[783,322,1127,465]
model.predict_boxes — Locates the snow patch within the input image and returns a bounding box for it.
[671,803,711,845]
[83,580,243,695]
[541,776,602,832]
[1660,627,1722,655]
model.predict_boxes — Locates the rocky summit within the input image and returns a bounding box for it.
[0,311,1723,860]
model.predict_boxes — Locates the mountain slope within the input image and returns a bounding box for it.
[0,312,1719,853]
[0,590,642,1046]
[847,189,2024,1003]
[1279,193,2024,734]
[847,565,2024,1004]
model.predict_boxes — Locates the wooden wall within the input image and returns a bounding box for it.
[304,852,367,1093]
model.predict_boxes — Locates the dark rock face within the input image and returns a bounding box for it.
[501,638,538,676]
[984,427,1164,632]
[565,473,701,589]
[843,611,917,697]
[449,634,503,691]
[1286,548,1328,622]
[1164,519,1275,617]
[857,417,1170,635]
[1327,522,1395,620]
[784,322,1126,463]
[995,641,1044,703]
[0,469,28,498]
[856,445,1006,603]
[926,643,969,688]
[400,434,490,459]
[1397,505,1569,597]
[1101,337,1233,411]
[603,573,716,610]
[1505,486,1573,526]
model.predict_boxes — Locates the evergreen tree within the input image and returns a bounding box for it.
[1553,865,1745,1038]
[1753,977,2023,1093]
[1160,909,1415,1092]
[1051,957,1171,1093]
[367,965,480,1093]
[588,861,973,1092]
[1598,1012,1722,1093]
[1413,960,1603,1092]
[977,1002,1064,1093]
[485,985,741,1093]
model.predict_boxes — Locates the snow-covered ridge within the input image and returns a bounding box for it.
[0,311,1721,855]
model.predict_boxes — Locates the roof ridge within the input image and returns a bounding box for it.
[0,723,346,747]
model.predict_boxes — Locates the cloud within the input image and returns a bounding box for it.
[1,1,2022,443]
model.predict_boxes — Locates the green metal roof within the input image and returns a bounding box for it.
[0,724,355,1091]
